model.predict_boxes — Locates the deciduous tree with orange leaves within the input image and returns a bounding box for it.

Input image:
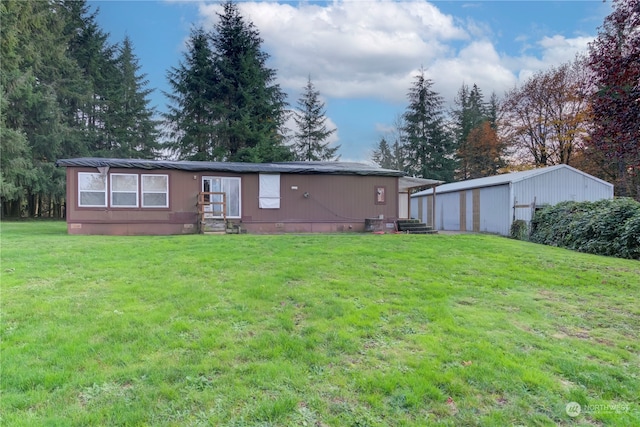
[461,121,506,179]
[500,58,590,168]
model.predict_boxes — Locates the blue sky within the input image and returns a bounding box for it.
[92,0,612,162]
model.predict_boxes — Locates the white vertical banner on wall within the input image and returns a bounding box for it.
[259,173,280,209]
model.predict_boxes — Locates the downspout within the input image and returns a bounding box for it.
[509,182,514,229]
[432,184,437,230]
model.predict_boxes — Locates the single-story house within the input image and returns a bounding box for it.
[410,164,614,236]
[56,158,441,235]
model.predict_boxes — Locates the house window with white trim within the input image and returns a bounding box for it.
[78,172,107,207]
[110,173,138,207]
[259,173,280,209]
[142,174,169,208]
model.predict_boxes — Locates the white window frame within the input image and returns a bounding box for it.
[259,173,280,209]
[110,173,139,208]
[141,174,169,208]
[78,172,107,207]
[202,176,241,219]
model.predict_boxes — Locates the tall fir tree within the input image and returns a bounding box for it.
[164,27,219,160]
[402,68,455,181]
[165,2,291,162]
[211,1,291,162]
[372,137,394,169]
[68,4,118,155]
[0,83,34,218]
[107,36,159,159]
[1,0,77,217]
[486,92,500,129]
[1,0,161,217]
[452,84,506,179]
[452,83,488,179]
[371,115,405,171]
[292,76,339,161]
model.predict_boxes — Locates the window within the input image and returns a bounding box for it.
[203,177,241,218]
[142,174,169,208]
[111,174,138,207]
[375,186,386,205]
[259,173,280,209]
[78,173,107,207]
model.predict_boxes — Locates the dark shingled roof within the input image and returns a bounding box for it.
[56,158,444,189]
[56,157,407,177]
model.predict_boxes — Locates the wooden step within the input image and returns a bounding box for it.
[201,218,227,233]
[396,220,437,234]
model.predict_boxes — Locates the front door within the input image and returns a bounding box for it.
[201,176,241,218]
[202,177,224,218]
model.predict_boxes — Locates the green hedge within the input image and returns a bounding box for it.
[529,198,640,260]
[510,219,529,241]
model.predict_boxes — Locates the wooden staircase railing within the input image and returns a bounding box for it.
[197,192,227,234]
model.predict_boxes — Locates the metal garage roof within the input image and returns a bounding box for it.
[411,165,612,197]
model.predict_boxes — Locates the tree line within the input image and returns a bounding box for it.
[374,0,639,201]
[1,0,637,218]
[1,0,159,218]
[0,1,338,218]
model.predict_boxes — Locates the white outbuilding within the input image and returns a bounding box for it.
[411,165,614,236]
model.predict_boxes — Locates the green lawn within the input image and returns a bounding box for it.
[1,221,638,426]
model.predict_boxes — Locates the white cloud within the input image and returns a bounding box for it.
[428,40,517,103]
[538,35,592,63]
[199,1,468,102]
[194,0,598,159]
[505,35,593,84]
[197,1,594,108]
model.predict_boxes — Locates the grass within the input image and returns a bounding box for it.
[1,221,639,426]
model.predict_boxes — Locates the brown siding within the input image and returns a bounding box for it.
[243,174,398,222]
[459,192,467,231]
[65,167,400,235]
[66,168,201,235]
[472,188,481,232]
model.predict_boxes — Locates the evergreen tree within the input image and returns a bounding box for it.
[452,83,489,179]
[164,27,219,160]
[165,2,291,162]
[292,76,339,161]
[372,137,394,169]
[451,83,506,180]
[401,69,455,181]
[372,116,406,170]
[486,92,500,129]
[0,84,34,218]
[210,1,291,162]
[67,3,118,155]
[0,0,74,217]
[1,0,161,216]
[107,36,159,159]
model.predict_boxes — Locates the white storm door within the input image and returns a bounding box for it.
[202,177,241,218]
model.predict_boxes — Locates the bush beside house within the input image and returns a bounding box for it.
[527,198,640,260]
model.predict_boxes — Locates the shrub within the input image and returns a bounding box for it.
[530,198,640,260]
[510,219,529,241]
